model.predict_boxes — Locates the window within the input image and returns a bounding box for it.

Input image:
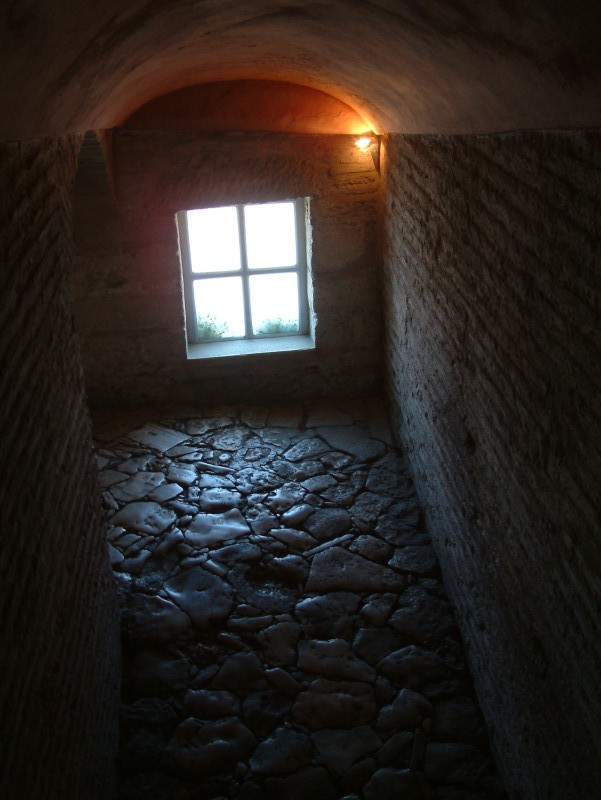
[176,199,311,352]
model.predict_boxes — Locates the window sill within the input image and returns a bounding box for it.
[187,334,315,361]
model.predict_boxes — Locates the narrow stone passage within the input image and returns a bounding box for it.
[94,400,505,800]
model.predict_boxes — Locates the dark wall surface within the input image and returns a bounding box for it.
[382,130,601,799]
[0,136,120,799]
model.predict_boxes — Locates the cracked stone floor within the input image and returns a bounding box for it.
[93,399,506,800]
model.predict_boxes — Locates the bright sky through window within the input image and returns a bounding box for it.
[178,200,308,343]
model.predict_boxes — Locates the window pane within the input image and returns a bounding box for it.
[193,277,245,339]
[250,272,300,335]
[187,207,240,273]
[245,202,297,270]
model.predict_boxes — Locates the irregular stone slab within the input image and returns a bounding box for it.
[281,503,315,527]
[292,679,377,729]
[257,621,300,666]
[390,585,457,644]
[198,472,234,488]
[306,547,407,593]
[98,469,128,489]
[127,424,189,453]
[304,507,351,541]
[116,454,154,476]
[165,716,255,776]
[270,527,317,551]
[265,667,301,696]
[185,509,250,547]
[360,594,397,627]
[377,645,450,689]
[249,509,278,535]
[366,452,412,495]
[213,652,266,690]
[183,689,239,718]
[108,543,124,566]
[363,768,421,800]
[298,638,376,682]
[167,463,197,486]
[266,554,309,584]
[351,491,393,525]
[306,532,364,557]
[212,541,261,565]
[165,443,197,457]
[164,567,233,628]
[376,688,433,731]
[377,731,414,766]
[266,483,306,513]
[198,487,242,511]
[320,469,366,504]
[111,471,166,502]
[228,614,273,634]
[250,726,312,775]
[389,545,438,576]
[311,726,381,775]
[264,766,336,800]
[234,579,297,615]
[241,444,272,462]
[123,593,191,643]
[118,548,154,574]
[242,690,292,738]
[295,592,361,639]
[340,758,378,795]
[237,467,282,494]
[112,501,176,534]
[349,534,392,563]
[317,426,386,462]
[320,450,353,470]
[353,627,401,666]
[210,426,250,451]
[301,474,336,493]
[375,502,425,546]
[149,482,183,502]
[284,438,329,462]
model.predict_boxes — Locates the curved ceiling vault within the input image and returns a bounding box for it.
[1,0,600,141]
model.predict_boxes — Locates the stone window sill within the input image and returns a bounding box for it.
[187,334,315,361]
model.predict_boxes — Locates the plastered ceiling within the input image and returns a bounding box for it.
[1,0,600,140]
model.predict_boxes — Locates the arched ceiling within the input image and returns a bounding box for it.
[122,81,370,134]
[1,0,600,141]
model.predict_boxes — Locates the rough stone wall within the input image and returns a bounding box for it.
[72,131,382,407]
[0,137,120,799]
[382,131,601,800]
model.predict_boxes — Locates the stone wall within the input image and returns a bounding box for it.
[0,137,120,799]
[72,131,382,408]
[382,131,601,799]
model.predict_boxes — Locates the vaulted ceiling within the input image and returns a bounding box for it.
[1,0,600,140]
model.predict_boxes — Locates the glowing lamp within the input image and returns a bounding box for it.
[355,132,380,171]
[355,134,376,151]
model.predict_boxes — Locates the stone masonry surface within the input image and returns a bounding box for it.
[95,399,505,800]
[382,131,601,800]
[1,135,120,800]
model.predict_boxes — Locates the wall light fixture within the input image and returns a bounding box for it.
[355,132,380,172]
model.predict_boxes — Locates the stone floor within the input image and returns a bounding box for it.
[94,400,506,800]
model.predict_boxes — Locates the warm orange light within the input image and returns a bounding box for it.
[355,134,376,151]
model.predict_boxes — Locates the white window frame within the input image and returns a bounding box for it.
[176,198,310,348]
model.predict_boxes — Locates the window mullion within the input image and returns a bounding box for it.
[237,205,253,339]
